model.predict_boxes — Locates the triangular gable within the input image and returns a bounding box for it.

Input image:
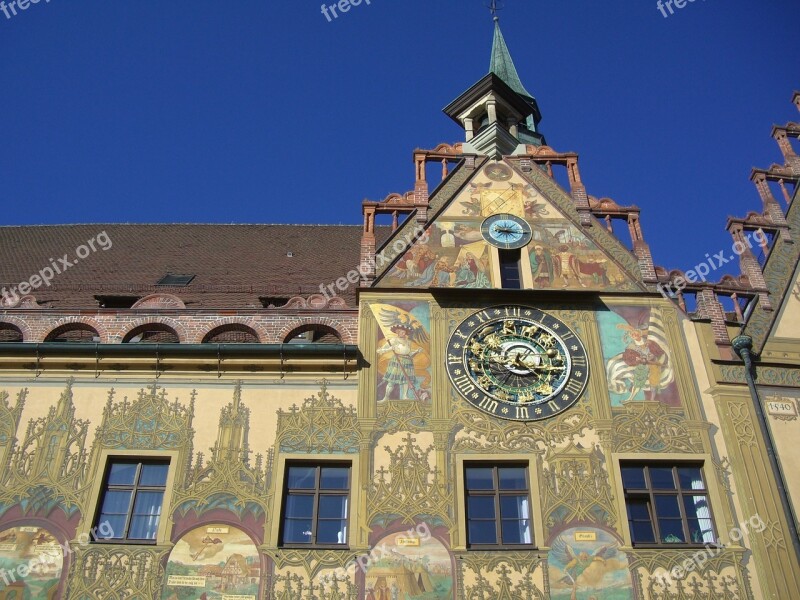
[743,187,800,353]
[374,158,645,292]
[762,259,800,341]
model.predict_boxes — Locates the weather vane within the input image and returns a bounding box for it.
[487,0,505,20]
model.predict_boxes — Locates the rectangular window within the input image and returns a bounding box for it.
[621,463,717,546]
[281,463,350,547]
[499,249,522,289]
[94,459,169,543]
[464,463,533,548]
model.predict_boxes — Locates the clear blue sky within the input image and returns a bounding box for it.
[1,0,797,277]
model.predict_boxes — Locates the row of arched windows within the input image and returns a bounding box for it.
[0,322,343,344]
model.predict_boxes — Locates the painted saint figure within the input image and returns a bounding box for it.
[376,307,430,401]
[530,244,554,287]
[377,325,422,400]
[433,257,455,287]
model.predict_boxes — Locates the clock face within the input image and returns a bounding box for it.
[447,306,589,421]
[481,213,532,250]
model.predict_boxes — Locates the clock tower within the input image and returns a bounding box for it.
[443,15,545,158]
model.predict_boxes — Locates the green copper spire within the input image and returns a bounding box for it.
[489,17,534,101]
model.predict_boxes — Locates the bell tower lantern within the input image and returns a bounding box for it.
[443,14,545,158]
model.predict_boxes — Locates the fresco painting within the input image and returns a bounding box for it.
[528,223,632,290]
[379,165,635,291]
[371,302,432,402]
[161,524,260,600]
[548,526,633,600]
[0,526,62,599]
[385,224,493,289]
[598,306,680,407]
[365,530,453,600]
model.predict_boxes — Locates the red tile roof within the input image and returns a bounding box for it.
[0,224,387,308]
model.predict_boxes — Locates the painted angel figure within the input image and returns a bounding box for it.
[551,535,619,600]
[377,308,430,401]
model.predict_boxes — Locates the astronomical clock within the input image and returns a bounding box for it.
[447,305,588,421]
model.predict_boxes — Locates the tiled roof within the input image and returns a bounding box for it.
[0,224,387,308]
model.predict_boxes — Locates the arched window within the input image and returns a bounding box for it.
[284,324,342,344]
[45,324,100,343]
[0,323,23,343]
[202,324,260,344]
[123,324,180,344]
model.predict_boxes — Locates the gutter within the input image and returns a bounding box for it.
[0,342,358,358]
[732,334,800,562]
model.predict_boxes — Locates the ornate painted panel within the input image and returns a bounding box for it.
[547,526,633,600]
[377,163,638,291]
[598,306,680,407]
[370,301,432,403]
[0,526,63,599]
[365,529,453,600]
[161,523,260,600]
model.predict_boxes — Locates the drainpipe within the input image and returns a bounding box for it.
[732,334,800,563]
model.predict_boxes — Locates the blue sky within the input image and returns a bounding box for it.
[0,0,797,277]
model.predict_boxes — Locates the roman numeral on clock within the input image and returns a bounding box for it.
[474,311,491,324]
[564,378,584,396]
[452,375,476,395]
[478,396,498,413]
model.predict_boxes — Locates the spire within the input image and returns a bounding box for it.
[489,17,535,101]
[442,4,545,153]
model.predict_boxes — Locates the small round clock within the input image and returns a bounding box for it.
[481,214,532,250]
[447,305,589,421]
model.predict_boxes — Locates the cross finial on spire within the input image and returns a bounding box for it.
[487,0,504,22]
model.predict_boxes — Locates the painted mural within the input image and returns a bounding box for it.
[598,306,680,407]
[161,524,260,600]
[528,223,630,290]
[371,302,432,402]
[0,526,63,599]
[365,530,453,600]
[548,526,633,600]
[378,163,636,291]
[385,227,493,289]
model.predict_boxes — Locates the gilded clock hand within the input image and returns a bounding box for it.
[487,354,510,364]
